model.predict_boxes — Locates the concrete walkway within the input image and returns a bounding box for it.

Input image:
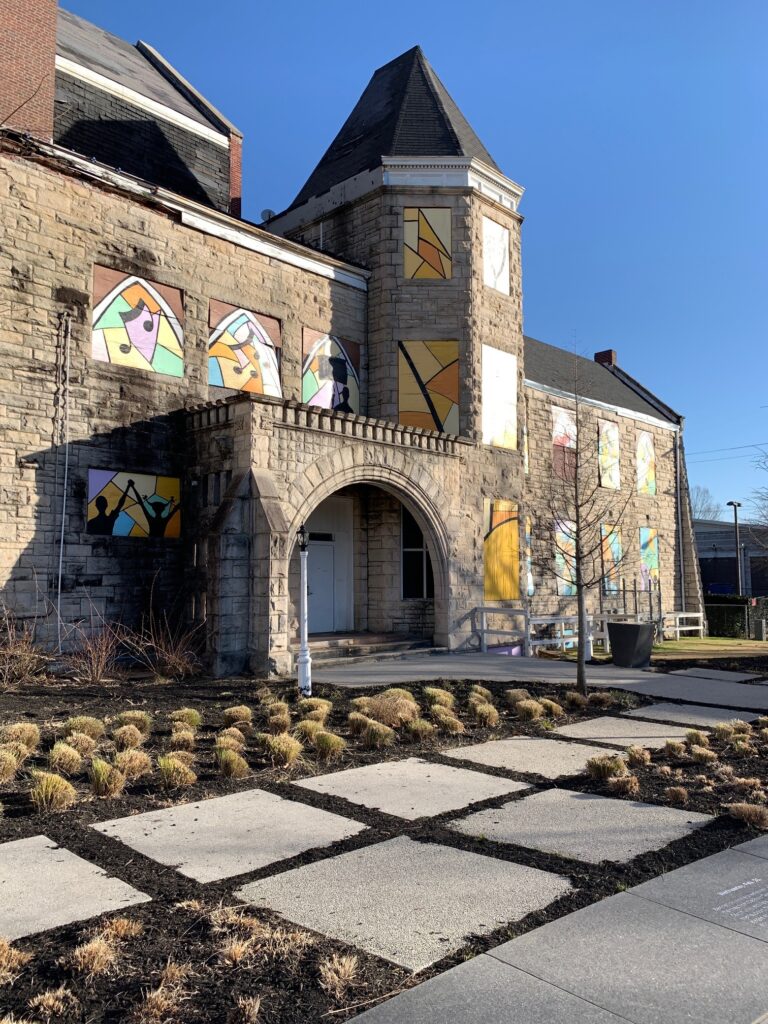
[314,652,768,711]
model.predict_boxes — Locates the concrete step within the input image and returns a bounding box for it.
[307,645,447,668]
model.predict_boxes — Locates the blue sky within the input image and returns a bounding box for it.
[65,0,767,517]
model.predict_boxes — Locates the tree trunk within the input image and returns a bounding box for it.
[576,578,589,697]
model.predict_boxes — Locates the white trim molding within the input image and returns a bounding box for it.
[524,379,679,432]
[55,56,230,148]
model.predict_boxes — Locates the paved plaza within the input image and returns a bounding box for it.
[442,735,622,778]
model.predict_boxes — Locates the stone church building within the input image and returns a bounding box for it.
[0,1,703,675]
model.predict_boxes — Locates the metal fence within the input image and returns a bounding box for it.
[704,598,768,639]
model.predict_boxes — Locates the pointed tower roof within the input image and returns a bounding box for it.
[290,46,499,208]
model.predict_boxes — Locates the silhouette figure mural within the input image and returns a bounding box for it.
[87,470,181,538]
[302,329,361,413]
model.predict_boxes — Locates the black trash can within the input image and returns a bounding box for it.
[607,622,655,669]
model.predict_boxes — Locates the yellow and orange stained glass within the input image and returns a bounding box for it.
[403,208,452,280]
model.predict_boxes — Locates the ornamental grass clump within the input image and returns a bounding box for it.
[730,719,753,736]
[607,773,640,797]
[319,952,359,1001]
[48,741,82,776]
[0,741,29,767]
[216,748,250,779]
[0,749,17,782]
[664,740,686,758]
[564,690,588,710]
[431,705,464,734]
[730,739,757,758]
[690,744,717,764]
[587,692,614,709]
[28,984,80,1018]
[515,699,544,722]
[471,701,499,728]
[113,724,143,751]
[64,716,105,741]
[665,785,689,806]
[90,757,126,798]
[540,698,565,719]
[0,722,40,750]
[725,802,768,829]
[361,693,419,728]
[219,726,246,746]
[586,754,628,780]
[404,717,437,741]
[712,722,735,742]
[263,733,303,767]
[685,730,709,749]
[223,705,253,728]
[168,728,196,752]
[361,718,396,749]
[66,731,97,756]
[267,702,291,734]
[157,754,197,789]
[294,719,324,744]
[114,748,152,780]
[169,708,202,731]
[470,685,493,703]
[347,711,370,736]
[424,686,454,708]
[298,697,332,722]
[114,710,152,735]
[731,776,763,793]
[30,770,77,811]
[0,937,32,986]
[70,936,116,978]
[626,745,651,768]
[315,731,346,763]
[505,688,531,706]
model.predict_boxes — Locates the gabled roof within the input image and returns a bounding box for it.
[56,8,225,131]
[524,336,679,424]
[291,46,499,208]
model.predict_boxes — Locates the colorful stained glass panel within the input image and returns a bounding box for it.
[555,519,576,596]
[599,420,621,489]
[87,469,180,539]
[639,527,659,590]
[403,208,452,280]
[483,499,520,601]
[601,524,623,594]
[208,304,282,396]
[398,340,459,433]
[637,431,657,495]
[302,329,360,413]
[482,345,517,449]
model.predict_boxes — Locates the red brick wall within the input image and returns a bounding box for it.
[0,0,58,140]
[229,133,242,218]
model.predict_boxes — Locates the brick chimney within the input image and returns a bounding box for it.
[0,0,58,141]
[229,132,243,218]
[594,349,617,367]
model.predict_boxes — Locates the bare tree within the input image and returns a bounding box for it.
[531,390,633,696]
[690,484,721,521]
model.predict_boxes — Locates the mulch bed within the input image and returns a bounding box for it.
[0,676,766,1023]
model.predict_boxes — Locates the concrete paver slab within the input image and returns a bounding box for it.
[0,834,150,940]
[554,715,695,748]
[92,789,366,883]
[609,675,768,711]
[670,667,762,682]
[237,836,572,971]
[442,736,619,779]
[622,702,759,727]
[293,757,529,819]
[350,953,628,1023]
[450,789,712,864]
[630,849,768,944]
[490,891,768,1024]
[735,835,768,862]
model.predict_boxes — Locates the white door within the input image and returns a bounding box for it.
[308,542,335,633]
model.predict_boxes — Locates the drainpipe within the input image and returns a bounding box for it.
[675,428,686,613]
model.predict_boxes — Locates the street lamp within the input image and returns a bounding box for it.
[296,523,312,697]
[727,501,743,595]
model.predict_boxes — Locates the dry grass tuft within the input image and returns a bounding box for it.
[167,729,196,752]
[0,740,30,767]
[656,764,673,777]
[730,719,753,735]
[263,733,303,767]
[347,711,371,736]
[218,937,253,966]
[685,730,709,748]
[564,690,588,710]
[294,719,324,744]
[30,771,77,811]
[690,744,717,764]
[315,731,346,762]
[90,757,126,798]
[586,754,628,780]
[539,698,565,719]
[665,785,689,806]
[66,731,97,756]
[216,748,250,779]
[404,717,437,741]
[319,952,359,1001]
[132,984,183,1022]
[28,983,79,1018]
[231,995,262,1023]
[0,750,17,782]
[362,694,419,728]
[0,937,32,985]
[625,745,651,767]
[100,916,144,941]
[381,688,416,703]
[712,722,736,741]
[515,699,544,721]
[70,936,115,978]
[725,802,768,829]
[63,716,105,740]
[169,707,202,730]
[113,724,144,751]
[297,697,332,720]
[223,705,253,728]
[114,748,152,780]
[471,701,500,728]
[505,688,532,706]
[215,735,244,754]
[730,739,757,757]
[470,685,493,702]
[0,722,40,750]
[47,741,82,776]
[157,754,197,789]
[730,776,763,793]
[607,773,640,797]
[219,726,246,746]
[160,960,193,987]
[114,710,152,735]
[430,705,465,735]
[587,692,614,709]
[267,706,292,734]
[423,686,455,708]
[361,718,396,749]
[663,740,686,758]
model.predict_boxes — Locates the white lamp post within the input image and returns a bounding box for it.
[297,523,312,697]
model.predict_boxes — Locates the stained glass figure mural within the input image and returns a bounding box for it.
[525,514,535,597]
[555,519,576,596]
[601,524,623,594]
[398,340,459,433]
[639,527,660,589]
[92,266,184,377]
[482,216,510,295]
[403,208,452,280]
[302,329,360,413]
[482,345,517,449]
[208,301,282,396]
[598,420,621,490]
[637,431,657,495]
[552,406,577,480]
[87,470,181,539]
[483,499,519,601]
